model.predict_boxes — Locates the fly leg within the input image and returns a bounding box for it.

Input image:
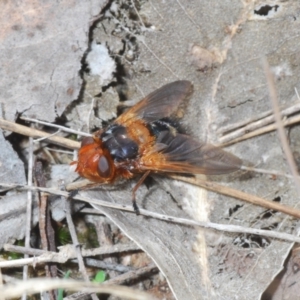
[132,170,151,214]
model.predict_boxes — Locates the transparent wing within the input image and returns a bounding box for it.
[141,131,242,175]
[116,80,193,124]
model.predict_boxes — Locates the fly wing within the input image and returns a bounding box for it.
[140,131,242,175]
[116,80,193,124]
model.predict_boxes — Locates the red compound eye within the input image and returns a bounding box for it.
[97,155,111,178]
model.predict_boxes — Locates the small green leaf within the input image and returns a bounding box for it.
[93,270,106,283]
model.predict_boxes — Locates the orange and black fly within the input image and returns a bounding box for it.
[73,81,242,212]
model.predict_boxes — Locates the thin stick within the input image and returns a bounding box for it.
[72,258,133,273]
[0,278,155,300]
[84,207,300,243]
[263,58,300,191]
[65,200,87,276]
[0,118,80,149]
[169,175,300,219]
[0,268,3,300]
[3,244,133,272]
[92,215,119,278]
[241,165,298,180]
[221,113,300,146]
[3,243,140,266]
[1,184,300,248]
[219,87,300,136]
[36,162,51,252]
[0,243,140,269]
[4,246,45,256]
[22,134,33,300]
[217,108,274,135]
[219,103,300,143]
[35,129,63,143]
[20,116,91,137]
[104,263,158,285]
[3,180,300,220]
[44,147,74,155]
[64,198,99,300]
[35,161,57,297]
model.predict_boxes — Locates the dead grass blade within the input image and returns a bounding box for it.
[0,278,156,300]
[0,118,80,149]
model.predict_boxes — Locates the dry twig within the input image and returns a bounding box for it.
[218,103,300,144]
[34,161,57,300]
[170,175,300,219]
[1,243,140,269]
[0,278,156,300]
[263,58,300,192]
[0,118,80,149]
[1,184,300,248]
[20,116,91,137]
[64,197,99,300]
[21,134,34,300]
[221,113,300,146]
